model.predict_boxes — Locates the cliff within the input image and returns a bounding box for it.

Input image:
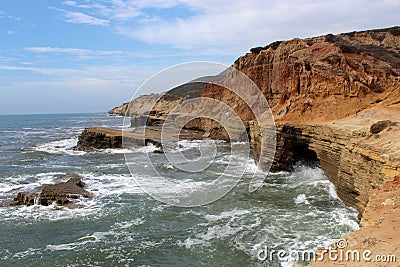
[202,27,400,125]
[108,102,129,116]
[252,108,400,216]
[199,27,400,215]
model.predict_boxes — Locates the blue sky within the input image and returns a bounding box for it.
[0,0,399,114]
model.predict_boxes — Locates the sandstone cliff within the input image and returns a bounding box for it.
[199,27,400,215]
[108,102,129,116]
[202,26,400,125]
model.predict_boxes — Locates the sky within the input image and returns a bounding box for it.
[0,0,399,115]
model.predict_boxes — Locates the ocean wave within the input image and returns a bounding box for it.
[32,138,86,156]
[204,209,251,222]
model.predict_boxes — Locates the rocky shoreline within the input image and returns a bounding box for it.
[75,27,400,265]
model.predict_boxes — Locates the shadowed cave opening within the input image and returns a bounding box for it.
[292,143,320,167]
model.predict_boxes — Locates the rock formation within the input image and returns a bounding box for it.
[108,102,129,116]
[11,174,91,207]
[74,128,124,151]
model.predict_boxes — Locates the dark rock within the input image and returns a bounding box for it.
[73,128,123,151]
[11,174,91,207]
[370,120,394,134]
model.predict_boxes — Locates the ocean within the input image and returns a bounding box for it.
[0,113,359,266]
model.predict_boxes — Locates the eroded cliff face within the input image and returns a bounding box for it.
[202,27,400,125]
[200,27,400,215]
[251,107,400,216]
[108,102,129,116]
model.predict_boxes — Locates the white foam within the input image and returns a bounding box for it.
[33,138,86,155]
[132,143,159,153]
[205,209,251,222]
[114,218,145,229]
[180,218,261,249]
[328,182,339,199]
[0,172,66,194]
[294,193,309,205]
[83,173,142,197]
[171,139,223,153]
[0,183,25,193]
[46,231,110,252]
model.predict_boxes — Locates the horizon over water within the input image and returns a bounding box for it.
[0,113,359,266]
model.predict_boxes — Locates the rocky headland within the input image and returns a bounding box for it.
[76,27,400,264]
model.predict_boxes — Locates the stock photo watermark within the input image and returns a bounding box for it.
[257,239,397,264]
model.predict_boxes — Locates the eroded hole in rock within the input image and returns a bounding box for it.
[292,143,320,167]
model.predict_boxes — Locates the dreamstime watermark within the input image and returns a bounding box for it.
[122,62,276,207]
[257,239,397,264]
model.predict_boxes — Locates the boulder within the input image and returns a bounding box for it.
[370,120,394,134]
[11,174,91,207]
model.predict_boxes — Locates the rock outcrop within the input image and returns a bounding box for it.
[74,128,124,151]
[73,126,207,151]
[108,102,129,116]
[12,174,91,207]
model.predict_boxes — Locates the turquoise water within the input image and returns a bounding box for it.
[0,113,359,266]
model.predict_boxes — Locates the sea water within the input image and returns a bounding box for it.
[0,113,359,266]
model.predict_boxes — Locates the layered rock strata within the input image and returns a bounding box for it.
[251,107,400,216]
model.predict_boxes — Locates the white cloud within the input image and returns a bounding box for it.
[0,65,77,76]
[25,47,123,56]
[0,64,163,114]
[0,64,160,84]
[23,45,228,59]
[62,0,77,6]
[6,30,15,35]
[64,10,109,26]
[50,7,109,26]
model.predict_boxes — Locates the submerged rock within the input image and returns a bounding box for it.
[11,174,91,207]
